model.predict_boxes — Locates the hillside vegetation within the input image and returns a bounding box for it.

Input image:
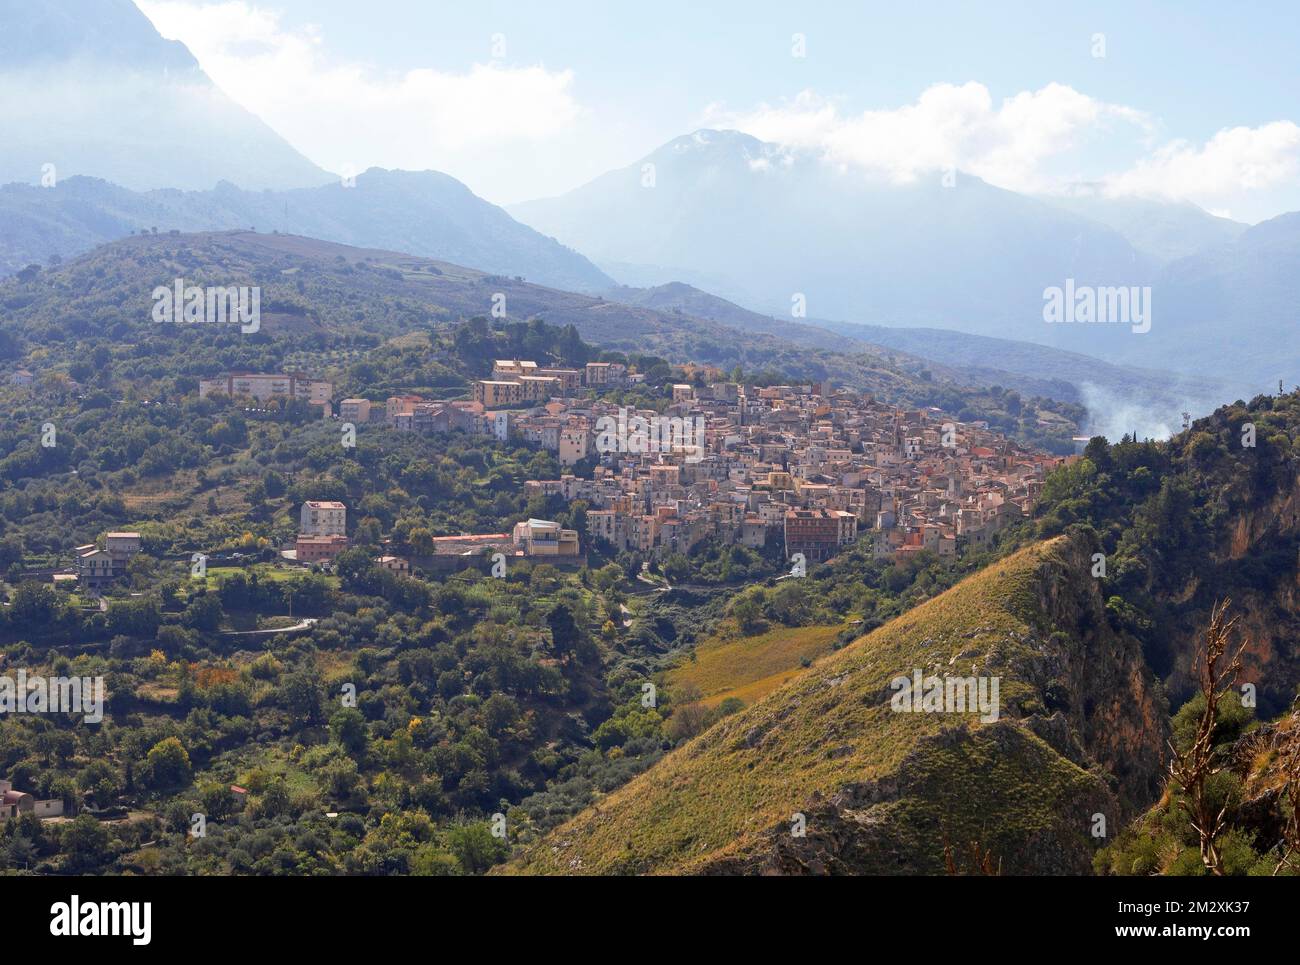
[503,533,1164,875]
[667,622,848,708]
[0,230,1085,451]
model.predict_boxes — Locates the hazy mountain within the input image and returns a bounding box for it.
[818,318,1246,437]
[0,0,330,191]
[1131,211,1300,387]
[608,281,1240,440]
[511,129,1152,350]
[1041,191,1247,264]
[514,129,1300,395]
[0,171,615,292]
[1010,210,1300,392]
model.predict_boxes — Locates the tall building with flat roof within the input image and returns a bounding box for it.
[199,372,332,405]
[300,501,346,536]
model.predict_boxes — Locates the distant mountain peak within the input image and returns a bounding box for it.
[654,128,791,167]
[0,0,330,191]
[0,0,198,72]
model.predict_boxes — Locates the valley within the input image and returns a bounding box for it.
[3,0,1299,897]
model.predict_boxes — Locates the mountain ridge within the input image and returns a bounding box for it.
[510,127,1300,394]
[0,172,614,293]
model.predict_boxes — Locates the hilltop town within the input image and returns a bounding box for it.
[176,357,1070,576]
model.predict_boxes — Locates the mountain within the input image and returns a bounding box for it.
[0,171,615,293]
[0,229,1089,452]
[510,129,1152,351]
[1042,192,1247,265]
[616,281,1244,440]
[502,532,1165,875]
[1038,210,1300,389]
[0,0,330,191]
[820,318,1247,440]
[513,129,1300,396]
[1136,212,1300,387]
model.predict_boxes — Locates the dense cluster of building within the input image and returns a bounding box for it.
[506,378,1068,564]
[57,360,1063,588]
[335,361,642,444]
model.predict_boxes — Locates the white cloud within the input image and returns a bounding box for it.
[708,83,1150,193]
[1103,122,1300,207]
[138,1,582,189]
[707,83,1300,221]
[128,6,1300,218]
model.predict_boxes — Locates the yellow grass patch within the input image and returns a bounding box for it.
[668,622,846,708]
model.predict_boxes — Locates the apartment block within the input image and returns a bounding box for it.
[199,372,332,405]
[338,398,372,423]
[300,500,346,536]
[474,380,523,408]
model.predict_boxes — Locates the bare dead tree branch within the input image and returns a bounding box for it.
[1168,598,1246,875]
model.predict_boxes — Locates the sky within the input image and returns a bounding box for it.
[137,0,1300,220]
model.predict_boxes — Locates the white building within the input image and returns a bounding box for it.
[512,518,580,557]
[300,501,347,536]
[0,780,64,821]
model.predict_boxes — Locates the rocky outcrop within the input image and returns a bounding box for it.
[1164,473,1300,717]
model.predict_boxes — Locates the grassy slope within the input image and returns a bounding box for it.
[503,536,1112,875]
[667,623,847,708]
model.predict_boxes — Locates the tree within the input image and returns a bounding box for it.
[446,821,508,874]
[201,783,237,821]
[482,694,520,738]
[330,707,368,755]
[1272,698,1300,875]
[9,580,61,628]
[61,814,111,871]
[408,527,435,556]
[0,535,22,569]
[143,737,193,790]
[183,593,224,631]
[547,602,580,660]
[280,670,324,724]
[106,597,161,637]
[1083,436,1113,473]
[731,594,766,634]
[262,470,287,498]
[334,547,377,590]
[1169,599,1245,875]
[77,760,120,808]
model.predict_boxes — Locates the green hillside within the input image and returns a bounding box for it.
[503,533,1165,875]
[0,230,1083,452]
